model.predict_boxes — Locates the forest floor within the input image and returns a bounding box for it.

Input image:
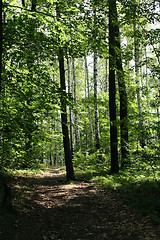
[0,168,160,240]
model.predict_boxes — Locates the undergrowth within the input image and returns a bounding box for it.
[75,158,160,224]
[2,154,160,223]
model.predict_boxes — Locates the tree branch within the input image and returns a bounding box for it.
[4,4,56,19]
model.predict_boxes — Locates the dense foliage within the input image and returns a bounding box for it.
[0,0,159,176]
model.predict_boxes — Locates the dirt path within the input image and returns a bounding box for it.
[0,169,160,240]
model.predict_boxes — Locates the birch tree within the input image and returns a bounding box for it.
[85,56,94,149]
[72,58,81,151]
[67,57,74,157]
[93,5,101,150]
[134,24,146,148]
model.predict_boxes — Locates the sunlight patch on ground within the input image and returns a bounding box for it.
[60,182,92,190]
[61,184,81,190]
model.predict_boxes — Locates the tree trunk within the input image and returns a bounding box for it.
[56,4,75,180]
[108,0,119,173]
[0,173,12,210]
[0,0,2,96]
[31,0,37,11]
[0,0,12,210]
[134,24,145,148]
[94,50,101,150]
[93,6,101,150]
[22,0,25,7]
[72,58,80,151]
[105,58,108,93]
[157,87,160,141]
[114,5,129,166]
[67,57,74,157]
[85,56,94,150]
[58,50,75,180]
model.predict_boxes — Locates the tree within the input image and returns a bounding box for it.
[93,49,101,150]
[58,50,75,180]
[134,23,146,148]
[108,0,119,173]
[1,0,159,175]
[93,3,101,151]
[56,4,75,180]
[85,56,94,150]
[72,58,81,152]
[0,0,2,96]
[67,56,75,157]
[0,0,12,210]
[114,2,129,166]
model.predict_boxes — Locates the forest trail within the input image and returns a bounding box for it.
[0,169,160,240]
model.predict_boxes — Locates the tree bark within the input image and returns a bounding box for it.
[108,0,119,173]
[0,173,12,210]
[72,58,80,151]
[105,58,108,93]
[134,24,145,148]
[58,50,75,180]
[94,50,101,150]
[0,0,2,96]
[31,0,37,11]
[0,5,12,204]
[56,5,75,180]
[67,57,74,157]
[93,6,101,150]
[22,0,25,7]
[0,1,11,210]
[114,5,129,166]
[85,56,94,150]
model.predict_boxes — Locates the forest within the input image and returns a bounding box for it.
[0,0,160,238]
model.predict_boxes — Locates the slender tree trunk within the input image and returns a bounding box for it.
[56,5,75,180]
[67,57,74,157]
[108,0,119,173]
[157,87,160,141]
[93,50,101,150]
[72,58,80,151]
[49,145,53,165]
[31,0,37,11]
[93,6,100,150]
[85,56,94,149]
[58,50,75,180]
[105,58,108,93]
[134,24,145,148]
[0,0,3,164]
[53,120,58,166]
[0,0,2,96]
[53,63,60,165]
[93,5,100,150]
[114,5,129,166]
[22,0,25,7]
[54,141,58,166]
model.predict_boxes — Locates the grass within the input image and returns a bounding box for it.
[75,162,160,223]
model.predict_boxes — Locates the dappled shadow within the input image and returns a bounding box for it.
[76,168,160,223]
[118,179,160,221]
[1,171,160,240]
